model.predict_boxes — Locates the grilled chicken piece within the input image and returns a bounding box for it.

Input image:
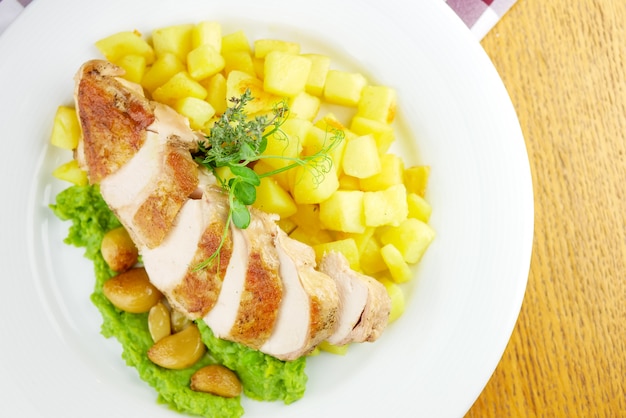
[73,59,390,360]
[319,252,391,345]
[74,60,199,249]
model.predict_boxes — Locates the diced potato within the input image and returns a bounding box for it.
[303,125,347,174]
[277,217,298,235]
[152,71,207,105]
[342,134,381,179]
[252,176,298,218]
[356,85,397,124]
[203,73,227,115]
[116,54,147,84]
[261,118,309,171]
[152,24,194,62]
[380,243,412,283]
[174,97,215,130]
[291,162,339,204]
[288,204,323,235]
[359,238,387,275]
[404,165,431,196]
[253,39,300,58]
[302,53,330,96]
[289,227,333,246]
[141,53,186,93]
[252,56,265,79]
[223,51,256,76]
[95,30,155,65]
[319,190,365,233]
[225,70,281,115]
[264,51,312,97]
[288,91,321,121]
[221,30,251,54]
[50,106,81,150]
[318,340,349,355]
[350,116,395,154]
[334,227,375,257]
[363,184,408,227]
[313,238,360,270]
[379,277,405,323]
[253,159,292,191]
[380,218,435,264]
[192,21,222,51]
[407,192,432,222]
[52,160,88,186]
[359,153,404,191]
[323,70,367,106]
[338,174,360,190]
[314,112,348,131]
[187,44,225,80]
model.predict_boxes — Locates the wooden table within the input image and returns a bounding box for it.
[466,1,626,416]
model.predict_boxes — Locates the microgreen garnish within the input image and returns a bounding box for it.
[193,89,344,269]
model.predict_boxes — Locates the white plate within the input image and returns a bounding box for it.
[0,0,533,417]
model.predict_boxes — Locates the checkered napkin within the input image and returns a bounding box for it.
[0,0,517,39]
[445,0,518,39]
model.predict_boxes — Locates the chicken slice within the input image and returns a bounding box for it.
[74,60,199,248]
[319,252,391,345]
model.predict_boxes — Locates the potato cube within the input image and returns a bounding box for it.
[404,165,431,196]
[319,190,365,233]
[288,91,321,121]
[115,54,147,84]
[302,53,330,96]
[221,30,251,53]
[192,21,222,51]
[95,30,155,65]
[380,244,412,283]
[360,238,387,275]
[343,134,381,178]
[380,218,435,264]
[223,51,256,76]
[141,53,186,93]
[261,118,309,170]
[174,97,215,130]
[313,238,360,270]
[363,184,408,227]
[378,277,405,323]
[304,125,347,174]
[277,217,298,235]
[187,44,225,80]
[254,39,300,58]
[52,160,88,186]
[359,153,404,191]
[288,204,323,234]
[152,71,207,105]
[50,106,81,150]
[253,159,292,191]
[350,116,395,154]
[263,51,311,97]
[356,85,397,124]
[252,176,298,218]
[252,56,265,79]
[203,73,227,115]
[290,227,333,246]
[318,340,349,355]
[338,174,360,190]
[152,24,194,62]
[407,192,432,222]
[291,163,339,204]
[225,70,281,115]
[323,70,367,106]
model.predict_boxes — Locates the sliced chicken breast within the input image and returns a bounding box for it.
[319,252,391,345]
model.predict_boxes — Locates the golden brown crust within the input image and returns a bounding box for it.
[230,251,282,348]
[131,144,199,248]
[75,60,155,183]
[171,221,232,318]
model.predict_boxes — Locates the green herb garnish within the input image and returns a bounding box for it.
[193,89,343,269]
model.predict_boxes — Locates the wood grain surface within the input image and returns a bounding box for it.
[466,1,626,417]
